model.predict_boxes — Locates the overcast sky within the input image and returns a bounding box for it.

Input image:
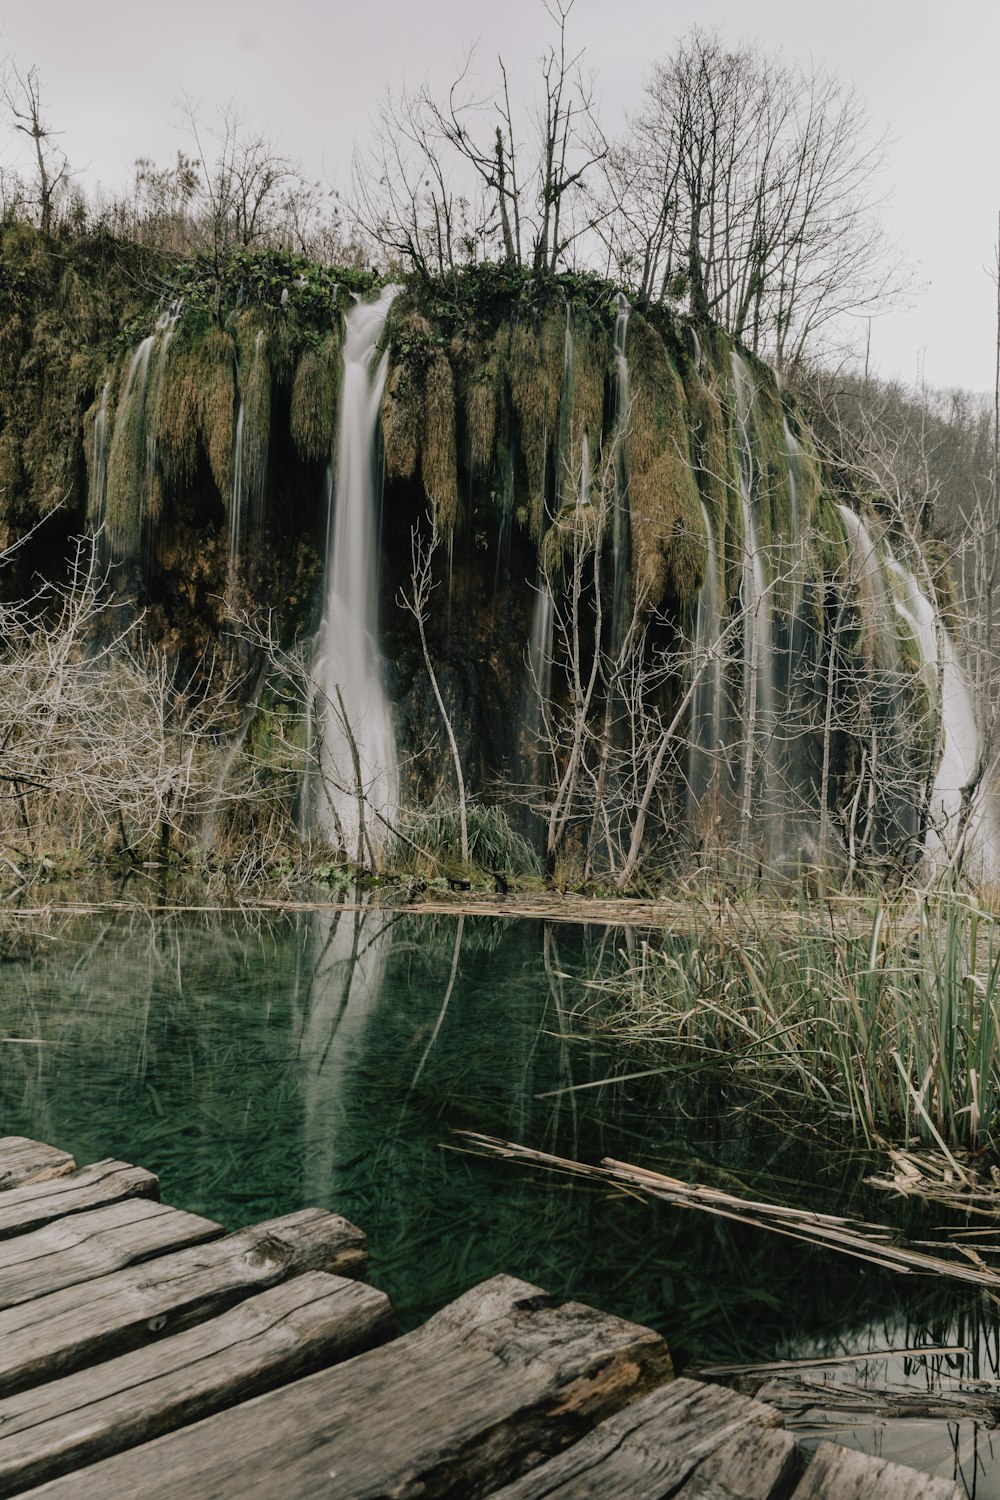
[2,0,997,393]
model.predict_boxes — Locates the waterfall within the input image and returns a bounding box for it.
[527,582,555,724]
[688,501,723,820]
[611,292,631,650]
[89,381,109,533]
[229,397,245,575]
[782,417,805,625]
[555,303,574,507]
[312,286,399,863]
[228,330,268,580]
[104,303,181,560]
[835,507,997,874]
[884,553,995,872]
[524,306,574,751]
[730,353,776,842]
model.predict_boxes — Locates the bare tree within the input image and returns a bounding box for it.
[600,30,906,369]
[0,534,265,876]
[397,505,469,865]
[0,60,69,234]
[353,0,607,281]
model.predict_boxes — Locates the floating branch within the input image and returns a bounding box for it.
[456,1132,1000,1290]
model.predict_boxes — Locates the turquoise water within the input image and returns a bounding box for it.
[0,904,997,1492]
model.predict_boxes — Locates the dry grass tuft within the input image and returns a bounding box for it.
[422,349,460,529]
[625,315,705,608]
[509,316,563,535]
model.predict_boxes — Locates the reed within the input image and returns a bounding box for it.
[392,798,540,880]
[592,886,1000,1149]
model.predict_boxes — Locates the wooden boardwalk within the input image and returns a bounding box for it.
[0,1136,962,1499]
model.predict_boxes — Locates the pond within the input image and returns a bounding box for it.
[1,902,998,1494]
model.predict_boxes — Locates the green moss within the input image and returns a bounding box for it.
[625,314,705,609]
[290,333,340,463]
[237,319,271,496]
[154,340,204,491]
[422,350,459,530]
[509,315,563,536]
[566,319,608,501]
[541,501,601,584]
[382,308,432,483]
[687,371,737,599]
[0,428,24,525]
[197,328,237,498]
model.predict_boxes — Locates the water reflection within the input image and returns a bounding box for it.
[0,905,998,1495]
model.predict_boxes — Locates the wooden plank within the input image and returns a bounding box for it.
[0,1139,74,1191]
[674,1425,801,1498]
[0,1199,221,1309]
[17,1274,674,1500]
[0,1271,392,1497]
[790,1440,964,1499]
[0,1208,367,1396]
[484,1378,800,1499]
[0,1160,158,1240]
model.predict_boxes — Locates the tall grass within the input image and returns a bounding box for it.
[391,798,540,880]
[592,887,1000,1150]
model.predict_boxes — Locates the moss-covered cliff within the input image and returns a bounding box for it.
[0,228,955,883]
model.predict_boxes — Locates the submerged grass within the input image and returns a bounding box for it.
[589,887,1000,1151]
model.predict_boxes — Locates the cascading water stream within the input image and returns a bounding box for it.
[104,303,181,560]
[312,286,400,862]
[688,501,723,819]
[884,552,993,870]
[836,506,997,873]
[611,293,631,652]
[525,305,575,746]
[730,353,777,845]
[228,330,268,583]
[89,381,109,533]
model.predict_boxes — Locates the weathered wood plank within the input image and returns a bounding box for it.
[0,1208,367,1396]
[790,1440,963,1499]
[484,1378,800,1499]
[0,1139,74,1191]
[0,1160,158,1240]
[17,1274,673,1500]
[0,1199,221,1309]
[0,1271,392,1497]
[674,1425,802,1498]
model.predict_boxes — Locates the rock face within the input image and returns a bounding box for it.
[0,228,983,879]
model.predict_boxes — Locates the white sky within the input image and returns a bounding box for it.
[1,0,997,393]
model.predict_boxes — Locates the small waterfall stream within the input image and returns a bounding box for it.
[104,304,181,559]
[312,286,400,862]
[525,306,575,747]
[730,354,776,844]
[837,506,998,874]
[228,330,268,582]
[611,293,631,649]
[688,502,723,819]
[885,553,986,868]
[89,381,109,533]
